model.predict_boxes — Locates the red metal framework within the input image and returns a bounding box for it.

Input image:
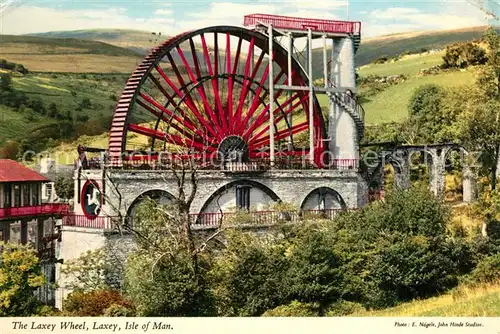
[0,203,68,220]
[107,26,328,167]
[243,14,361,35]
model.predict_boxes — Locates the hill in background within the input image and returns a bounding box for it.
[27,29,167,56]
[1,34,142,73]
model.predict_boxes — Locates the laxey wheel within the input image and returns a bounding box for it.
[108,26,328,167]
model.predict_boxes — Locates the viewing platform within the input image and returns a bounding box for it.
[243,13,361,37]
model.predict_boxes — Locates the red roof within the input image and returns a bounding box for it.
[0,159,49,183]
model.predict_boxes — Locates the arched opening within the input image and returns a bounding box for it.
[126,189,175,227]
[444,147,466,203]
[300,187,347,216]
[383,162,397,192]
[408,150,432,189]
[197,180,281,225]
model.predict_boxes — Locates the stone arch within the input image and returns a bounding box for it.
[407,148,434,187]
[126,189,175,225]
[442,145,472,202]
[383,152,410,191]
[300,187,347,211]
[198,180,281,215]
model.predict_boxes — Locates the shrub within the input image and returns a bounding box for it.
[325,300,365,316]
[104,304,136,317]
[372,56,388,64]
[63,289,134,316]
[442,42,487,68]
[468,253,500,284]
[331,187,472,309]
[262,300,320,317]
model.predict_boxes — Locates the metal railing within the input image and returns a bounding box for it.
[62,215,114,229]
[61,209,350,230]
[81,156,359,171]
[0,203,69,220]
[332,92,365,123]
[243,14,361,35]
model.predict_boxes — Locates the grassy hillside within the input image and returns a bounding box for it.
[315,49,478,124]
[28,29,167,55]
[1,35,141,73]
[353,283,500,316]
[0,72,129,146]
[355,26,498,66]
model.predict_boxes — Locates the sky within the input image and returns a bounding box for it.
[0,0,496,38]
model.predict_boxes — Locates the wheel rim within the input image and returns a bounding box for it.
[108,26,327,166]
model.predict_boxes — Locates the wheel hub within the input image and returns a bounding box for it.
[218,135,249,162]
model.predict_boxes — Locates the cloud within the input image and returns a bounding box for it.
[0,1,488,38]
[1,5,176,34]
[154,9,173,16]
[284,0,347,10]
[362,4,487,37]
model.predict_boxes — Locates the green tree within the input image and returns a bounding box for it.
[0,73,12,92]
[60,248,111,292]
[0,140,20,159]
[0,242,46,316]
[401,84,459,144]
[54,176,73,200]
[48,102,58,118]
[122,156,219,316]
[442,42,487,68]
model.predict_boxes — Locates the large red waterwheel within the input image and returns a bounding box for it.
[107,26,327,167]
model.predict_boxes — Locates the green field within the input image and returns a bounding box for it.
[12,73,128,116]
[315,50,477,125]
[361,70,475,124]
[0,105,41,143]
[358,51,445,77]
[353,283,500,316]
[0,73,130,145]
[354,26,498,66]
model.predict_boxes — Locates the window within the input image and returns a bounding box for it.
[22,184,30,206]
[10,222,21,244]
[3,184,11,208]
[13,184,21,207]
[45,184,53,199]
[27,220,38,250]
[236,186,251,210]
[31,184,40,206]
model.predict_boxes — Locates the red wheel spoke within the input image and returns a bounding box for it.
[248,93,304,143]
[147,73,179,110]
[238,54,272,135]
[243,69,286,138]
[154,65,200,121]
[235,50,266,133]
[176,44,223,137]
[128,124,215,152]
[136,93,208,142]
[233,37,255,133]
[226,33,233,128]
[165,53,202,114]
[200,33,226,133]
[242,78,285,141]
[154,63,219,139]
[249,121,309,149]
